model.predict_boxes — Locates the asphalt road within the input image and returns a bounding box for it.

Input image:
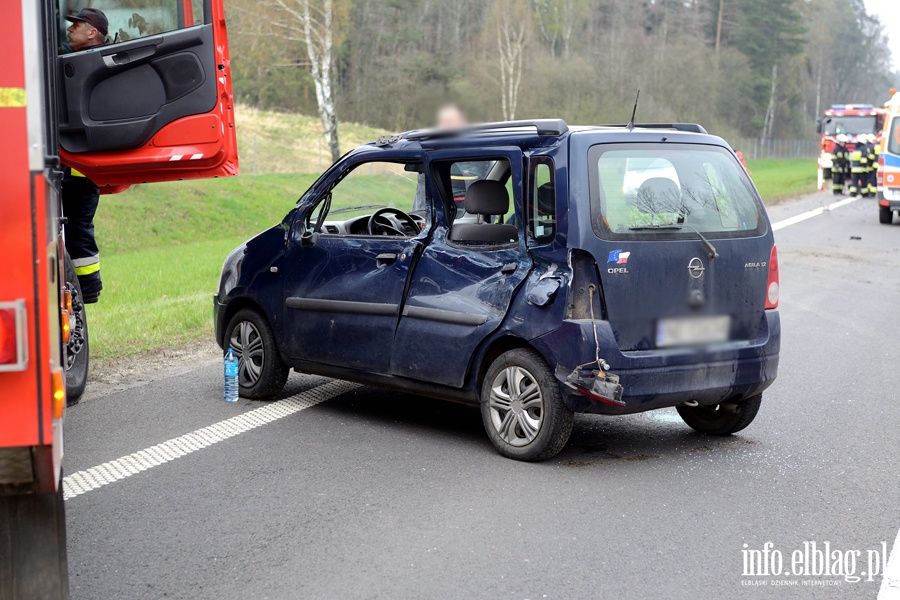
[64,191,900,600]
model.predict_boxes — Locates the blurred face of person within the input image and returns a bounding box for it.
[437,106,467,129]
[67,20,100,51]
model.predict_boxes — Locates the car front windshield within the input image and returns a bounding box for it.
[589,143,762,238]
[823,115,876,136]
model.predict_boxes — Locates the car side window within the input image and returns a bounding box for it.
[308,160,426,236]
[61,0,205,51]
[528,158,556,245]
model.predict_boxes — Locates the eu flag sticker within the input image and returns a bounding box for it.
[607,250,631,264]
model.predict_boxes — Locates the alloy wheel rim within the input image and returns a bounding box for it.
[488,365,543,447]
[65,282,86,370]
[230,321,264,385]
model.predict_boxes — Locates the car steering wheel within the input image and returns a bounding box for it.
[368,207,420,236]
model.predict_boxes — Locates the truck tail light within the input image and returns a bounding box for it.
[765,245,779,309]
[51,367,66,419]
[0,300,28,371]
[61,290,71,345]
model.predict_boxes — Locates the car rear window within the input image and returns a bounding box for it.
[888,116,900,155]
[588,143,764,240]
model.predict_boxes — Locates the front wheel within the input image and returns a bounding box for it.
[480,349,574,461]
[676,395,762,435]
[879,206,893,224]
[223,308,289,399]
[63,252,89,405]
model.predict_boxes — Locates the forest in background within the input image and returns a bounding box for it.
[227,0,898,148]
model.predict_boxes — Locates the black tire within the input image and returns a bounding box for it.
[63,252,88,405]
[676,394,762,436]
[823,167,832,180]
[223,308,289,399]
[0,482,70,600]
[879,206,893,224]
[480,348,574,461]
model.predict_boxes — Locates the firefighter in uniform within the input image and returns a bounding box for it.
[62,8,109,302]
[868,133,880,197]
[849,137,868,198]
[832,134,849,195]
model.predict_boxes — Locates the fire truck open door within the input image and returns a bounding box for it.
[58,0,238,191]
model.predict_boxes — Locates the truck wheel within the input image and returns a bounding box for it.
[480,349,574,461]
[676,394,762,435]
[224,309,289,399]
[879,206,893,224]
[63,252,88,405]
[0,482,70,600]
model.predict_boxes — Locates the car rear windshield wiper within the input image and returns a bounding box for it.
[628,223,719,260]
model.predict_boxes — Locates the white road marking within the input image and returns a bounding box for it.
[63,380,360,501]
[771,196,858,231]
[879,527,900,599]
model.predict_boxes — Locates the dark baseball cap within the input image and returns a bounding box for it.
[66,8,109,37]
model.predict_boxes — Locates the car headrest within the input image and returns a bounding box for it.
[536,182,555,215]
[464,180,509,215]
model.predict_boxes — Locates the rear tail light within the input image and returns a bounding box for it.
[51,367,66,419]
[61,290,72,345]
[877,155,884,188]
[765,245,779,309]
[0,300,28,371]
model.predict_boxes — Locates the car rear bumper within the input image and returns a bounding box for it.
[532,310,780,415]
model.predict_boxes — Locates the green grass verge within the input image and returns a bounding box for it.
[88,157,819,360]
[745,159,817,203]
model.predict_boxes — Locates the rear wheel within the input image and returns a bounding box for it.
[676,395,762,435]
[63,252,88,405]
[0,482,69,600]
[480,349,574,461]
[879,206,893,224]
[224,309,289,399]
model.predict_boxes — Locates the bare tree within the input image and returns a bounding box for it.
[269,0,343,162]
[497,16,528,121]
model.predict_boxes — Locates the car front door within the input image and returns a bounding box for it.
[390,147,531,387]
[281,153,429,373]
[56,0,237,190]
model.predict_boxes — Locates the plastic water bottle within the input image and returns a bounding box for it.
[224,348,239,402]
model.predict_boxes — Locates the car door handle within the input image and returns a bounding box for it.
[102,45,157,68]
[376,253,398,265]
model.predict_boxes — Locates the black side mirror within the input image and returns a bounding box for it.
[815,119,822,134]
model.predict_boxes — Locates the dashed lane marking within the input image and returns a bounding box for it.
[63,380,360,501]
[771,196,858,231]
[879,526,900,599]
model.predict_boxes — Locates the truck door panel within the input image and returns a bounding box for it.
[58,0,237,189]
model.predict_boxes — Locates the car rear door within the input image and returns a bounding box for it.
[56,0,236,190]
[390,147,531,387]
[581,141,774,353]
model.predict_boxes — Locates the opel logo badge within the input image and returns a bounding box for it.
[688,257,705,279]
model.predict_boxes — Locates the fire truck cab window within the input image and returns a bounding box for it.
[61,0,206,48]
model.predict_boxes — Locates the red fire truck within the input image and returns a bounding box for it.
[1,1,236,597]
[816,103,887,191]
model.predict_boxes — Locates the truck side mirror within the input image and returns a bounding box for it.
[815,119,822,134]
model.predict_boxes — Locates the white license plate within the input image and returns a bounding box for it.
[656,315,731,348]
[884,187,900,200]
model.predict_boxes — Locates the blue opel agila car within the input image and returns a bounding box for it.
[214,120,780,461]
